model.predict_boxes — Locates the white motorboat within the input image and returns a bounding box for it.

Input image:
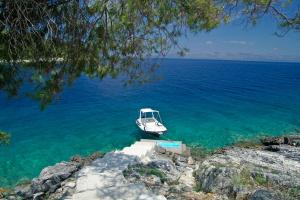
[136,108,167,135]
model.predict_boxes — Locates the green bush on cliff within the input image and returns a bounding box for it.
[287,187,300,199]
[253,173,268,186]
[190,145,212,160]
[231,139,261,149]
[124,164,167,183]
[232,168,255,187]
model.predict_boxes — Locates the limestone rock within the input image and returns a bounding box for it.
[157,147,167,154]
[176,155,187,163]
[263,145,280,152]
[47,179,76,200]
[15,183,33,199]
[70,151,103,167]
[148,159,176,174]
[261,135,300,146]
[260,136,284,146]
[284,135,300,146]
[187,156,194,165]
[194,144,300,199]
[64,181,76,188]
[31,161,79,194]
[197,165,238,194]
[11,137,300,200]
[33,192,44,200]
[144,175,162,186]
[248,189,278,200]
[15,161,79,199]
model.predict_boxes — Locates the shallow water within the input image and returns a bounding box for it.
[1,59,300,187]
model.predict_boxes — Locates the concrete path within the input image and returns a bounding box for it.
[69,141,166,200]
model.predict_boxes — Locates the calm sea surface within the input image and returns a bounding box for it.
[1,59,300,187]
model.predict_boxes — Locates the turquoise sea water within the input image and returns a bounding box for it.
[1,59,300,187]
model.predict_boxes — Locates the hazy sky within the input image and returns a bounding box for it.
[169,15,300,62]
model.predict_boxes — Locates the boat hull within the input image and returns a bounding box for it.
[136,119,167,135]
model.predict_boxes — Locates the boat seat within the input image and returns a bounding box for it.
[141,118,156,123]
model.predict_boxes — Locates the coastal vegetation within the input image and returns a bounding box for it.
[230,138,262,149]
[1,0,299,108]
[189,145,212,160]
[123,164,168,183]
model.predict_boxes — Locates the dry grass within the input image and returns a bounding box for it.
[231,139,262,149]
[0,188,12,198]
[182,191,222,200]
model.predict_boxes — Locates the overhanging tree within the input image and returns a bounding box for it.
[0,131,9,144]
[0,0,299,108]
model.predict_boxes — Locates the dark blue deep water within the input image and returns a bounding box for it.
[1,59,300,187]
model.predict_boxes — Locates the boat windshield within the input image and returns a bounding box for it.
[141,112,153,119]
[141,110,163,123]
[152,112,161,121]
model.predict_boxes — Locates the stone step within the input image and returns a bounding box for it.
[133,141,156,148]
[132,143,154,151]
[72,183,166,200]
[121,147,149,158]
[71,140,176,200]
[121,141,156,159]
[75,171,125,193]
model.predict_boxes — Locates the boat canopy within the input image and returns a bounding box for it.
[139,108,163,124]
[140,108,158,113]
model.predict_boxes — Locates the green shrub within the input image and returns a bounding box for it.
[253,173,268,186]
[123,164,167,183]
[190,145,211,160]
[287,187,300,199]
[194,182,203,192]
[167,178,180,185]
[137,165,167,182]
[232,168,254,187]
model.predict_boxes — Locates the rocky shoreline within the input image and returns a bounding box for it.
[194,135,300,200]
[1,135,300,200]
[0,152,104,200]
